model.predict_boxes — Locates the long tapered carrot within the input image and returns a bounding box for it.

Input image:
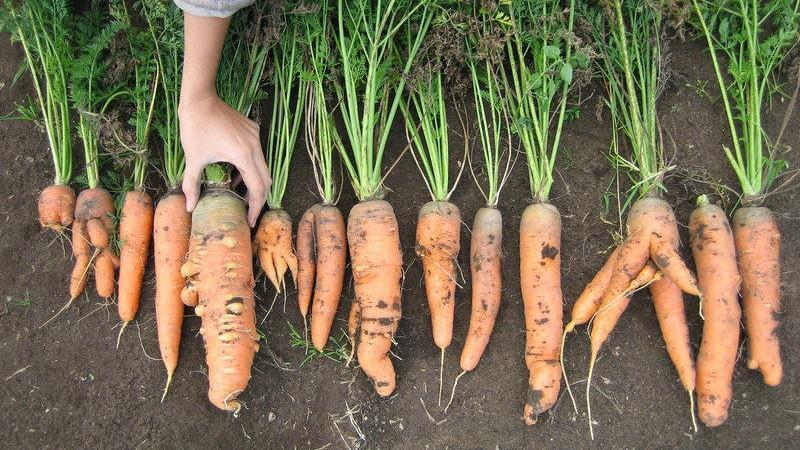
[417,201,461,351]
[520,203,562,425]
[117,190,154,336]
[348,200,403,396]
[690,199,741,427]
[296,206,316,319]
[153,192,191,399]
[38,184,76,232]
[460,207,503,372]
[734,206,782,386]
[309,204,347,351]
[181,189,257,412]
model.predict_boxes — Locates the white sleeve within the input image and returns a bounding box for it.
[173,0,255,18]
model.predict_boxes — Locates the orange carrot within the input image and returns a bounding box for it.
[308,204,347,351]
[348,200,403,396]
[37,184,76,232]
[416,201,461,351]
[117,190,154,334]
[566,246,622,333]
[254,209,298,292]
[181,188,257,412]
[153,191,191,398]
[690,199,741,427]
[296,206,316,319]
[733,206,782,386]
[460,207,503,372]
[520,203,562,425]
[73,188,116,299]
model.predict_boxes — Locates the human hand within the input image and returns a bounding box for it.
[179,94,271,227]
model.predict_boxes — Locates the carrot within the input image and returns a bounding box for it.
[153,191,191,399]
[460,207,503,372]
[690,199,741,427]
[69,220,92,300]
[417,201,461,351]
[520,203,562,425]
[348,200,403,397]
[566,246,622,333]
[255,209,298,293]
[73,188,116,299]
[38,184,76,232]
[733,206,782,386]
[650,275,698,431]
[308,205,347,351]
[116,190,154,340]
[296,206,316,320]
[181,189,257,412]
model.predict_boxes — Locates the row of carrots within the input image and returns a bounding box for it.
[8,0,794,437]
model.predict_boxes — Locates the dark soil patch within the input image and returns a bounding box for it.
[2,31,799,449]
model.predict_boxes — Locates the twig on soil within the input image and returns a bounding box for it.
[4,365,31,381]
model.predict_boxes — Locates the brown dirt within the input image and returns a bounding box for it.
[2,30,800,449]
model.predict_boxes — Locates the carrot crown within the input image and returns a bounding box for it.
[503,0,586,204]
[265,9,307,210]
[302,0,340,206]
[463,1,514,208]
[691,0,800,204]
[2,0,73,186]
[591,0,668,210]
[332,0,433,202]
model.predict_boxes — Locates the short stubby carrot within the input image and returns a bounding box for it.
[181,189,258,412]
[460,207,503,372]
[416,201,461,351]
[296,203,347,351]
[690,200,740,427]
[519,203,562,425]
[733,206,782,387]
[38,184,76,232]
[348,200,403,397]
[153,191,191,397]
[255,209,298,293]
[117,190,154,326]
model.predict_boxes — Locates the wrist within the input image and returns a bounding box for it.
[179,87,218,118]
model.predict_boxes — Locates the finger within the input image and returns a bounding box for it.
[182,162,203,213]
[238,162,266,228]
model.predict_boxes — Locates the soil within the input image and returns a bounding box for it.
[2,27,800,450]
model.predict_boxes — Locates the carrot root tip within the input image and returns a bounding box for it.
[161,371,174,403]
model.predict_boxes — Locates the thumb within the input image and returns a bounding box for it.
[182,163,203,212]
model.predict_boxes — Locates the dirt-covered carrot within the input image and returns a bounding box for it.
[333,0,432,396]
[502,0,588,424]
[689,196,740,427]
[1,2,75,232]
[734,207,782,386]
[182,188,257,412]
[691,0,797,389]
[582,1,700,438]
[254,14,306,292]
[398,21,468,403]
[461,207,503,372]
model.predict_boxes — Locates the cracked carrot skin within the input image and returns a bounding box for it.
[254,209,298,292]
[38,184,76,231]
[520,203,562,425]
[690,201,741,427]
[181,189,257,412]
[734,206,782,387]
[118,190,154,323]
[460,207,503,372]
[416,200,461,351]
[348,200,403,397]
[153,191,191,384]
